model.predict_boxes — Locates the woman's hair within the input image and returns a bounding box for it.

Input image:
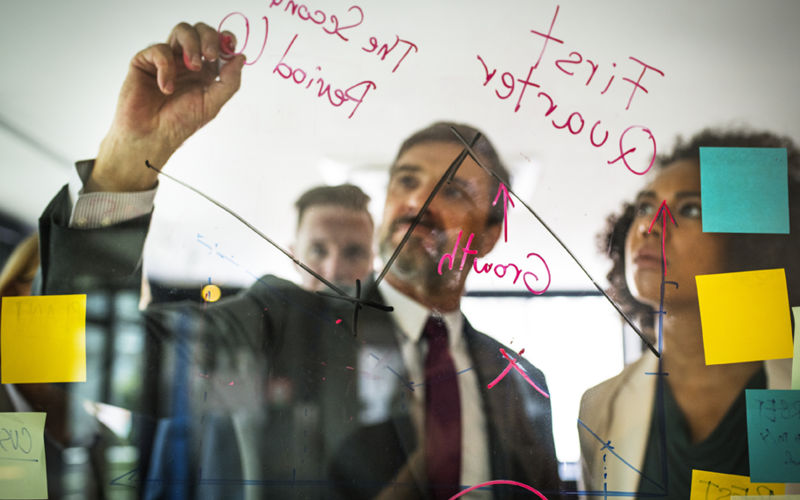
[600,128,800,330]
[0,233,39,298]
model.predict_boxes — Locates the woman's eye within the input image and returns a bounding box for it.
[680,203,701,219]
[635,202,655,218]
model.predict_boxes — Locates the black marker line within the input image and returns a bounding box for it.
[352,279,362,337]
[315,290,392,311]
[0,457,38,462]
[146,161,392,337]
[577,419,664,492]
[448,128,660,358]
[145,161,351,299]
[364,132,481,303]
[108,467,139,488]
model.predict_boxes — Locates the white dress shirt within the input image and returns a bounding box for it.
[379,281,492,498]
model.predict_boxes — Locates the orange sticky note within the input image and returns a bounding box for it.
[696,269,793,365]
[1,295,86,383]
[690,470,784,499]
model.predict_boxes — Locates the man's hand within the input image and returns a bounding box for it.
[88,22,246,193]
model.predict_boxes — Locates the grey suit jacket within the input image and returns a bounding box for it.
[39,185,564,499]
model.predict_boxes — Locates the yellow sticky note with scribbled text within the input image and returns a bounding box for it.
[696,269,793,365]
[740,496,800,499]
[690,470,784,500]
[0,412,47,499]
[2,295,86,383]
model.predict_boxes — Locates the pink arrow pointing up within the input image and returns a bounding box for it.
[647,200,677,276]
[492,183,515,243]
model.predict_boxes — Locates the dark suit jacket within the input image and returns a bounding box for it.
[39,185,563,499]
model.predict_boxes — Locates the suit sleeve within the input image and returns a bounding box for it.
[38,184,152,295]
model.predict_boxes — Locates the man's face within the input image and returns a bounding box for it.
[293,205,374,293]
[378,141,498,285]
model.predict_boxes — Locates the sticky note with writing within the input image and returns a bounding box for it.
[1,295,87,383]
[700,147,789,233]
[739,497,800,500]
[746,389,800,482]
[690,469,784,500]
[696,269,793,365]
[0,413,47,499]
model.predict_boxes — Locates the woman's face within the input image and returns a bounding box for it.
[625,160,731,308]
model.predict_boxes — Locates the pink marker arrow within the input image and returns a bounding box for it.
[647,200,677,276]
[492,183,516,243]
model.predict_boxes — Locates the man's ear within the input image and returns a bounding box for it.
[477,223,502,258]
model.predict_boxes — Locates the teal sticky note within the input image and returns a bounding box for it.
[745,389,800,482]
[700,147,789,233]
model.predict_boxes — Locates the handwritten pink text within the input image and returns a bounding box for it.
[476,5,663,175]
[438,231,551,295]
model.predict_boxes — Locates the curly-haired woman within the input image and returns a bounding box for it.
[579,129,800,498]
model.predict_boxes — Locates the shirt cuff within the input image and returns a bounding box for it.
[69,159,157,229]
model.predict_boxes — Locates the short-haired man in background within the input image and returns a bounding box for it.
[291,184,374,295]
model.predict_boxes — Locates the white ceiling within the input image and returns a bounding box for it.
[2,0,799,291]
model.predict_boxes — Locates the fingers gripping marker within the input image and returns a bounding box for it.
[218,12,268,66]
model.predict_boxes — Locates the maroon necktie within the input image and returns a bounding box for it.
[422,316,462,499]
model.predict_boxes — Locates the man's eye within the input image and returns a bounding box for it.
[311,244,328,258]
[442,185,464,200]
[397,175,418,189]
[344,246,368,260]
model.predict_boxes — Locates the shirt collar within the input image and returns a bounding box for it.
[378,280,464,349]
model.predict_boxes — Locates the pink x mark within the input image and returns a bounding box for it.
[487,348,549,398]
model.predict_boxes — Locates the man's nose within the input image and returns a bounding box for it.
[320,255,339,282]
[404,179,443,215]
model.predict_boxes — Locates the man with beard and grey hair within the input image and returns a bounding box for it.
[33,21,563,500]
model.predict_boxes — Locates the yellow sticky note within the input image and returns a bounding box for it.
[690,470,784,500]
[1,295,87,383]
[740,497,800,500]
[0,413,47,499]
[696,269,793,365]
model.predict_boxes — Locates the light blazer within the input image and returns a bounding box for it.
[578,354,793,498]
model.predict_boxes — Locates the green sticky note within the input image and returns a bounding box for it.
[700,147,789,233]
[697,269,793,365]
[1,295,87,383]
[746,389,800,482]
[0,413,47,499]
